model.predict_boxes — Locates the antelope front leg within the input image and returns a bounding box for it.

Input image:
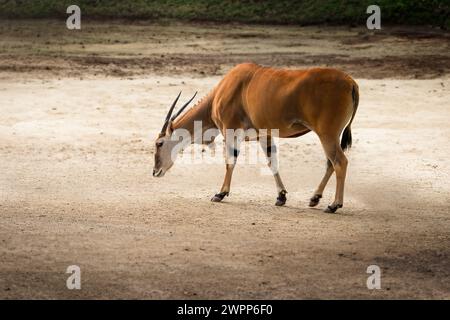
[211,143,240,202]
[260,137,287,206]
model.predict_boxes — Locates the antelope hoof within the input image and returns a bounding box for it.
[275,191,287,206]
[309,194,322,207]
[324,204,343,214]
[211,192,229,202]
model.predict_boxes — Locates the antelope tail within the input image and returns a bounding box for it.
[340,83,359,151]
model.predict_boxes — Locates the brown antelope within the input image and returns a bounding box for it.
[153,63,359,213]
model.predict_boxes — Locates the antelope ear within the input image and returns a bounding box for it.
[165,121,174,136]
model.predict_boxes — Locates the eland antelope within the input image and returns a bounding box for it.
[153,63,359,213]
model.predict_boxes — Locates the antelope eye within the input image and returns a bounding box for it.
[156,142,163,148]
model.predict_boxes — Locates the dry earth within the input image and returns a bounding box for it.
[0,20,449,299]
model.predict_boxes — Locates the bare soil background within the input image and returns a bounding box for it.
[0,20,449,299]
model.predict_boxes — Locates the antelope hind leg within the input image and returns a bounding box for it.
[320,137,348,213]
[309,159,333,207]
[211,191,229,202]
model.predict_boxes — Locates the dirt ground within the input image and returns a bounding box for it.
[0,20,449,299]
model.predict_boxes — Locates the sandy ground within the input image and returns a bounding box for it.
[0,21,449,299]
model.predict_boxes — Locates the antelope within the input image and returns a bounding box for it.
[153,63,359,213]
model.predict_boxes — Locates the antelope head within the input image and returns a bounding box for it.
[153,91,197,177]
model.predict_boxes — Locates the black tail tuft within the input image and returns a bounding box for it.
[341,83,359,152]
[340,126,352,151]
